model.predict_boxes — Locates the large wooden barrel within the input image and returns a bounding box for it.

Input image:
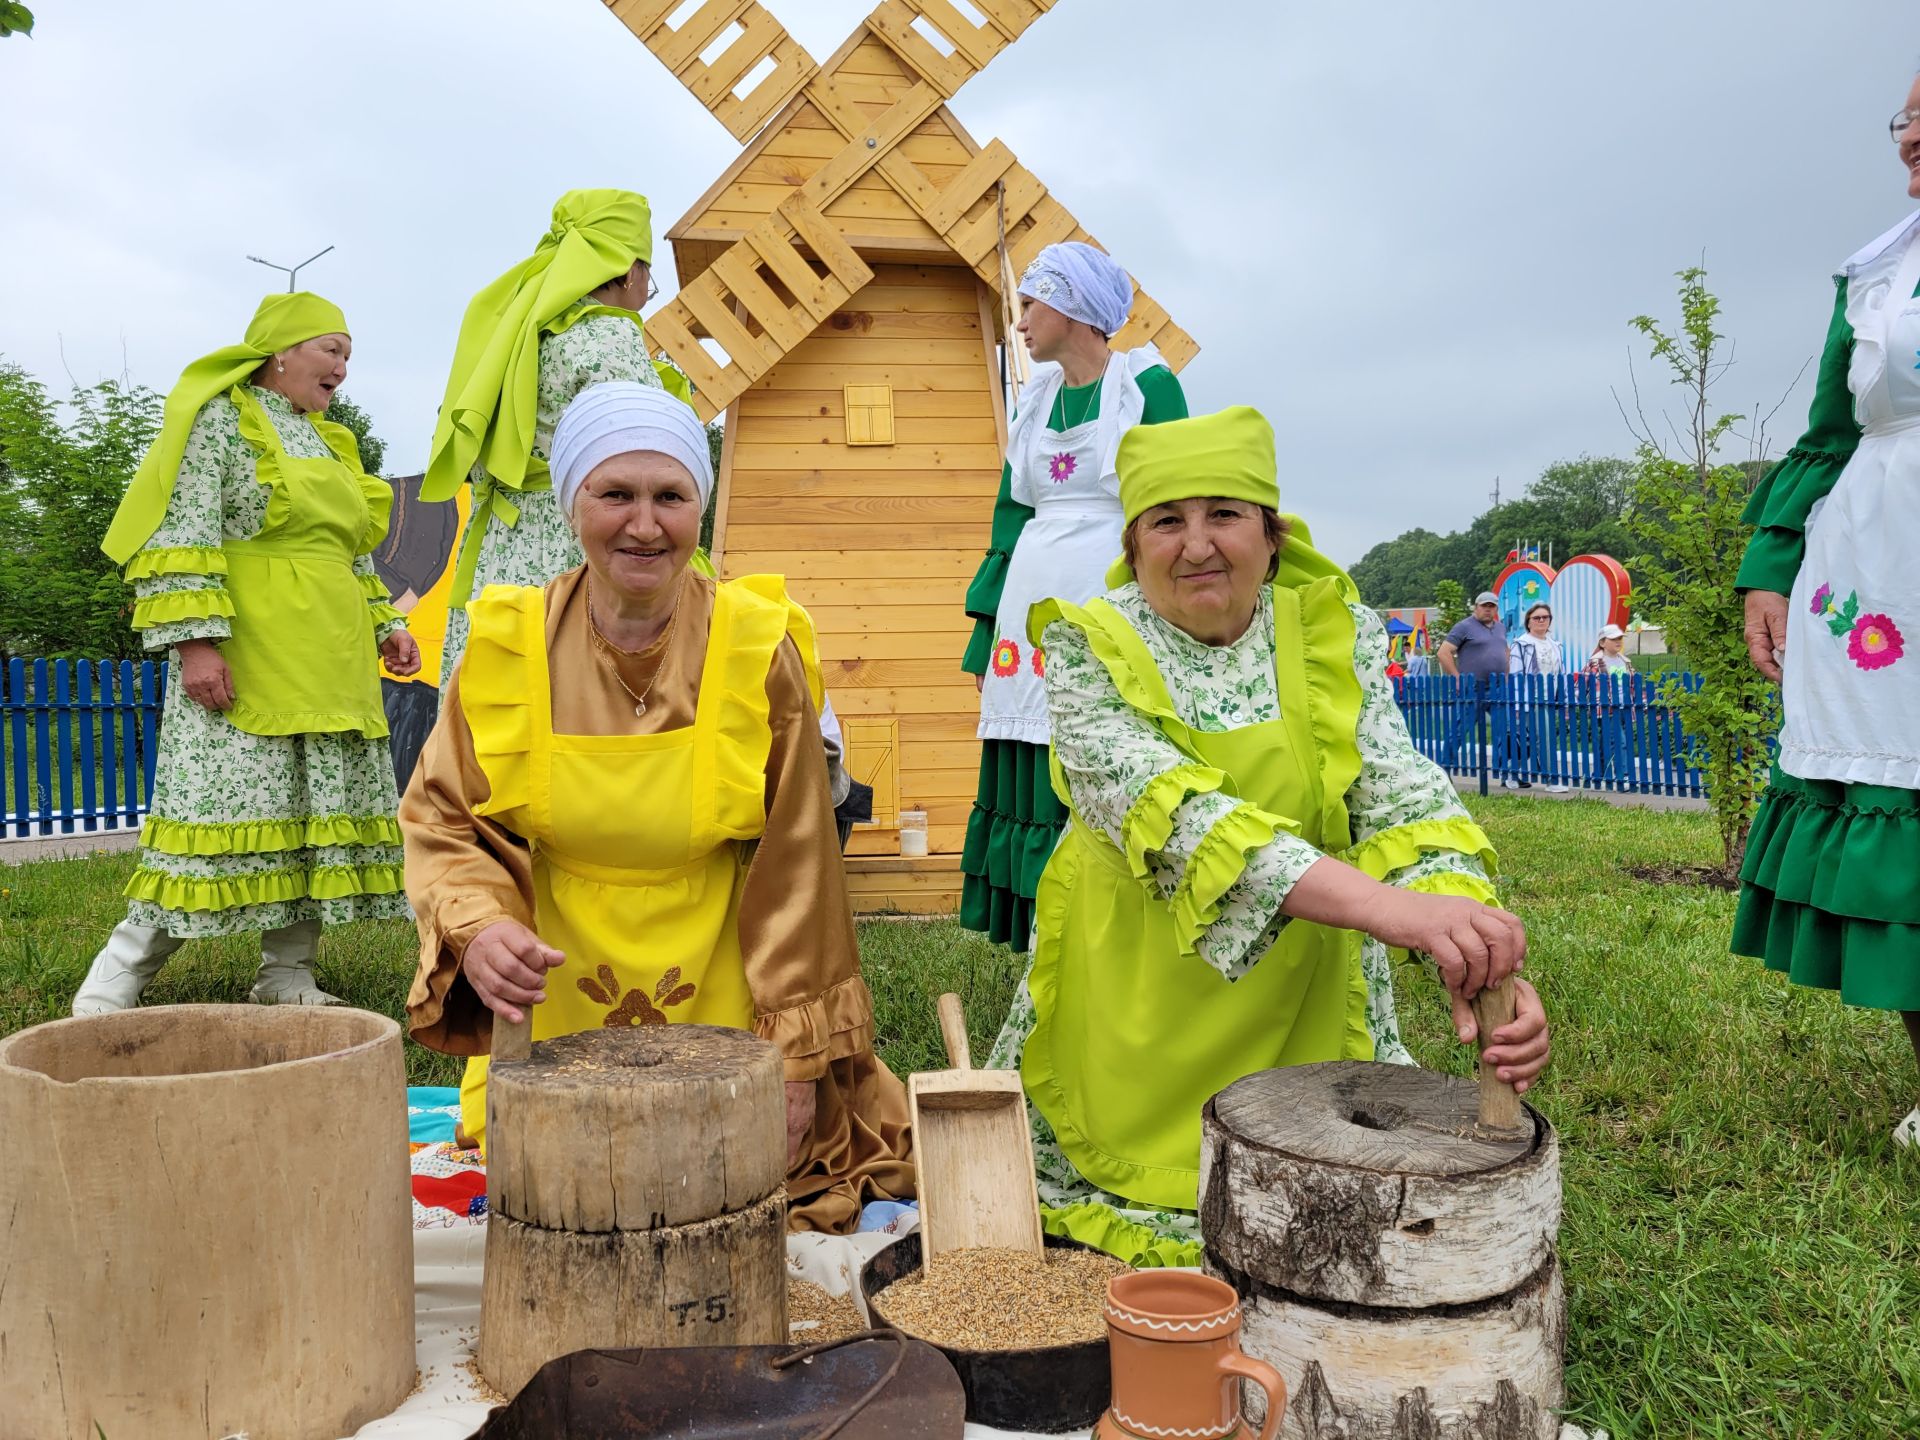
[478,1024,790,1398]
[0,1006,414,1440]
[1199,1061,1564,1440]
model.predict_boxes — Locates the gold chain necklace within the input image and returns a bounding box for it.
[587,575,684,717]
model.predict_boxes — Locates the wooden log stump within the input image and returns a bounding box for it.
[0,1007,414,1440]
[1199,1062,1564,1440]
[478,1025,790,1399]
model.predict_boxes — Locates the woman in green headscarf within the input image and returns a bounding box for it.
[986,407,1552,1266]
[425,187,690,686]
[73,293,417,1015]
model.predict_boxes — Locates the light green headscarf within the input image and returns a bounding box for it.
[101,292,350,564]
[421,188,654,503]
[1104,405,1358,597]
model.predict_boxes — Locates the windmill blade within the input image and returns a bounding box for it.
[862,0,1059,99]
[645,198,876,422]
[603,0,818,142]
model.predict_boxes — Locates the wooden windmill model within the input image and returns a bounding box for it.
[608,0,1198,911]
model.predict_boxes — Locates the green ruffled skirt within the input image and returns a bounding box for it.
[1732,768,1920,1011]
[959,739,1067,951]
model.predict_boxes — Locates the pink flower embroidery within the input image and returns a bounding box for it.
[1848,613,1905,670]
[1048,452,1078,483]
[1810,583,1833,616]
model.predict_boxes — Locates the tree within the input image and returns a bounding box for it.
[0,362,162,660]
[324,391,386,476]
[0,4,33,38]
[1431,579,1466,638]
[1347,454,1647,609]
[1621,268,1779,871]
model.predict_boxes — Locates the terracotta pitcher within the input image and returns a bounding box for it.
[1093,1271,1286,1440]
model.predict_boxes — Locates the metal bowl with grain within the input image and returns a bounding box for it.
[859,1231,1119,1433]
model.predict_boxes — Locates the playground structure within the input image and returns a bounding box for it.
[606,0,1199,912]
[1491,552,1631,663]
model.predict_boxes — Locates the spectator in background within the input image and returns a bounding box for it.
[1437,592,1509,772]
[1584,623,1634,784]
[1507,603,1569,793]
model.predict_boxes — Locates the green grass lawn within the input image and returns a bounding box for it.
[3,797,1915,1438]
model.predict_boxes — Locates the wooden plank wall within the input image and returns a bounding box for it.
[716,261,998,860]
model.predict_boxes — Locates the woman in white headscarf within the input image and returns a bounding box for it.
[400,382,914,1233]
[959,242,1187,949]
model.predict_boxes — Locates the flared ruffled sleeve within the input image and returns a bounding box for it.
[1737,277,1861,595]
[735,631,875,1082]
[399,595,540,1055]
[125,398,239,647]
[1336,605,1498,901]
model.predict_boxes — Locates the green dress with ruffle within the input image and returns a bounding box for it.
[1731,276,1920,1011]
[122,387,411,938]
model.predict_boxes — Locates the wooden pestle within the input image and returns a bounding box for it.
[493,1008,533,1065]
[1470,979,1525,1131]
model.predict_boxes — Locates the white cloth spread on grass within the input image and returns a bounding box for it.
[348,1225,1606,1440]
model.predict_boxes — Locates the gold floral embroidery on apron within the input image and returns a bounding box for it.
[577,963,699,1027]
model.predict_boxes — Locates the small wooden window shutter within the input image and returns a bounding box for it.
[843,385,896,447]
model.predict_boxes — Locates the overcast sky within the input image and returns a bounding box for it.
[1,0,1914,565]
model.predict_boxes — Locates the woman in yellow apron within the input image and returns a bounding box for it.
[74,293,418,1014]
[401,382,914,1233]
[989,407,1552,1265]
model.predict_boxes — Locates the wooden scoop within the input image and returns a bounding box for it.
[1470,979,1526,1133]
[908,993,1044,1262]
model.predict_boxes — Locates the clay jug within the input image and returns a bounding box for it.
[1093,1271,1286,1440]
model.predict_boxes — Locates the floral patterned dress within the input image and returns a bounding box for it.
[124,386,409,937]
[987,585,1497,1254]
[438,305,662,686]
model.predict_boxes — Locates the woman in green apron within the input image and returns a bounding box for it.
[424,188,691,689]
[989,406,1552,1265]
[74,293,417,1014]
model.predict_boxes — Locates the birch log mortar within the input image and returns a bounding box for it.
[1198,1057,1563,1440]
[477,1023,790,1399]
[0,1006,414,1440]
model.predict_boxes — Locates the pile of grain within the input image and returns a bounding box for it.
[789,1279,866,1344]
[873,1247,1129,1350]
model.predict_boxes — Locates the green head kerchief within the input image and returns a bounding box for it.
[1104,404,1356,598]
[101,292,349,564]
[421,188,655,502]
[1117,404,1279,529]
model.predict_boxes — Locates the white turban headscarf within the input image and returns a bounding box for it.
[1017,241,1134,337]
[550,381,713,518]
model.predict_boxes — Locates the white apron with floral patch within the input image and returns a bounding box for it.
[979,346,1162,743]
[1783,218,1920,786]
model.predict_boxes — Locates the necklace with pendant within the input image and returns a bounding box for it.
[587,575,684,717]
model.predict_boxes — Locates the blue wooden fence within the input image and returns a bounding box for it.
[1,658,166,838]
[1396,671,1706,797]
[0,658,1710,837]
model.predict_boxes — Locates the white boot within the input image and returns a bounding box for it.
[72,921,184,1016]
[248,918,340,1006]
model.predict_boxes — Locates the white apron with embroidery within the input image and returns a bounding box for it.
[980,346,1163,744]
[1783,214,1920,786]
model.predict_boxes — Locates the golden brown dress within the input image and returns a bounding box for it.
[401,568,914,1233]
